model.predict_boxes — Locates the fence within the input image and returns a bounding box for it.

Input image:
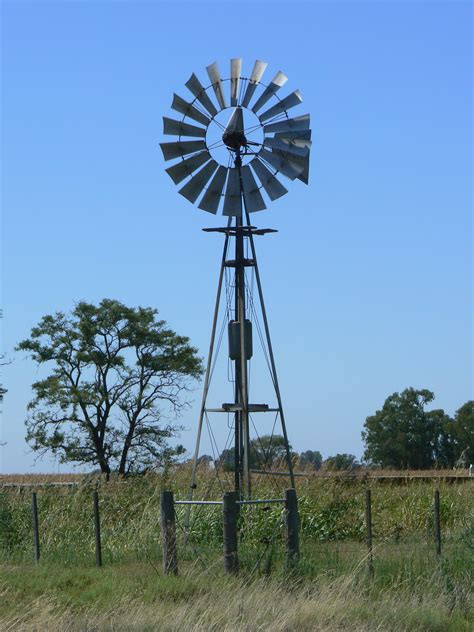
[2,487,451,576]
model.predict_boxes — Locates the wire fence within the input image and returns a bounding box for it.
[1,482,472,580]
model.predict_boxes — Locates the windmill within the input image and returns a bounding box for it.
[160,58,311,501]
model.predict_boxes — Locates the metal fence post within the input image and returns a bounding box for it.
[285,488,299,567]
[160,491,178,575]
[31,492,40,563]
[434,489,441,556]
[365,488,374,576]
[223,492,238,573]
[93,491,103,567]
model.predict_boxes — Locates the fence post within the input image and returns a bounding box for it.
[285,488,299,567]
[31,492,40,563]
[160,491,178,575]
[434,489,441,556]
[223,492,238,573]
[365,488,374,576]
[93,491,102,567]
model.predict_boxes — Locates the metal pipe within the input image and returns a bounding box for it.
[243,208,296,489]
[237,498,284,505]
[186,219,231,525]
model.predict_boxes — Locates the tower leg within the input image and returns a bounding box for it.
[186,224,231,523]
[243,208,296,489]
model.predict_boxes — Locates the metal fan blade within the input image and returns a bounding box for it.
[241,165,266,213]
[206,61,227,110]
[223,168,242,216]
[230,58,242,106]
[259,148,303,180]
[185,73,218,117]
[263,114,310,134]
[241,60,268,108]
[163,117,206,138]
[263,136,309,158]
[165,150,211,185]
[172,93,210,127]
[160,140,207,161]
[259,90,303,122]
[275,130,312,149]
[178,160,218,203]
[273,151,310,184]
[250,158,288,201]
[198,166,227,214]
[251,71,288,113]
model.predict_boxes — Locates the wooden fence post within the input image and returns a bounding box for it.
[285,488,299,567]
[223,492,238,573]
[365,488,374,576]
[93,491,102,567]
[434,489,441,556]
[31,492,40,563]
[160,491,178,575]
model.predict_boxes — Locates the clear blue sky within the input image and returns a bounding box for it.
[1,1,472,473]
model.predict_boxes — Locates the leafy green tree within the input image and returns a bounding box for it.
[218,435,293,471]
[250,434,293,469]
[323,453,359,471]
[299,450,323,470]
[362,388,451,469]
[451,401,474,465]
[17,299,203,476]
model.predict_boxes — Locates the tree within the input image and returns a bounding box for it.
[362,388,451,469]
[299,450,323,470]
[323,453,359,471]
[218,435,293,471]
[250,434,293,469]
[17,299,203,476]
[451,401,474,465]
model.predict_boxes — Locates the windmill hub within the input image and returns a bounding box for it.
[222,128,247,151]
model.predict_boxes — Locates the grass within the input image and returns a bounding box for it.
[0,470,472,630]
[1,549,472,631]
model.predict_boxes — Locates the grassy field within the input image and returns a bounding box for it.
[1,469,473,630]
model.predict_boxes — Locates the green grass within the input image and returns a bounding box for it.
[1,472,472,629]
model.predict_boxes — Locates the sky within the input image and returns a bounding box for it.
[1,0,472,473]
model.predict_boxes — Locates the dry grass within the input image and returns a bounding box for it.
[1,562,472,631]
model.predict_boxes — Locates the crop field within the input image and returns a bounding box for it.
[1,469,473,630]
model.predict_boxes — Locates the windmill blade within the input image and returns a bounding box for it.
[206,61,227,110]
[185,73,218,117]
[165,150,211,185]
[179,160,218,203]
[275,130,312,149]
[259,148,304,180]
[223,168,242,216]
[263,136,309,158]
[250,158,288,201]
[230,58,242,106]
[163,117,206,138]
[198,166,227,214]
[251,71,288,114]
[263,114,310,134]
[160,140,207,161]
[241,165,266,212]
[259,90,303,123]
[241,60,268,108]
[274,151,310,185]
[172,93,210,127]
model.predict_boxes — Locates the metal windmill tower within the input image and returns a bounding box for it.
[160,58,311,500]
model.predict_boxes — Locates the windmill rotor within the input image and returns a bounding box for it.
[160,58,311,215]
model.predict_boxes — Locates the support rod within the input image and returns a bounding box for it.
[243,207,296,489]
[187,219,231,516]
